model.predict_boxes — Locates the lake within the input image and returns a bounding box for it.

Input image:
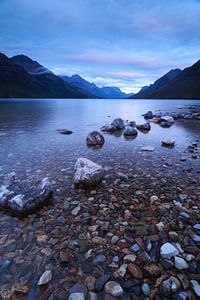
[0,98,200,298]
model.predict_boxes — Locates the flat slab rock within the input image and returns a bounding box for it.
[0,177,52,216]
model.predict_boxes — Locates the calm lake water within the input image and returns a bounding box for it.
[0,98,200,179]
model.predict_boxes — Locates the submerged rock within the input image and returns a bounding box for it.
[57,128,73,135]
[74,158,103,187]
[0,177,52,216]
[86,131,105,147]
[38,270,52,285]
[160,243,179,259]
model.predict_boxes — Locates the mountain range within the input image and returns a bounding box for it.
[0,52,200,99]
[131,60,200,99]
[0,53,129,99]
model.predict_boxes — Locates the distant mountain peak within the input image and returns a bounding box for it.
[11,54,52,75]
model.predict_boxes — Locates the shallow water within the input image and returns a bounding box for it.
[0,98,200,177]
[0,99,200,298]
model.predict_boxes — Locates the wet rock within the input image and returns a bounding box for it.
[123,126,138,137]
[93,255,106,265]
[0,177,52,216]
[141,146,155,152]
[175,257,189,270]
[86,131,105,147]
[74,158,103,187]
[111,118,125,130]
[114,264,127,279]
[68,293,85,300]
[95,275,110,292]
[57,128,73,135]
[143,111,154,119]
[128,263,142,279]
[142,283,150,296]
[161,139,175,147]
[160,242,179,259]
[100,124,117,133]
[136,122,151,131]
[193,224,200,230]
[160,116,175,127]
[38,270,52,285]
[105,281,123,297]
[190,280,200,297]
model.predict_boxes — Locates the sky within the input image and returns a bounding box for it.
[0,0,200,93]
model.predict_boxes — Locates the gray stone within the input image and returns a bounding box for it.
[68,293,85,300]
[174,256,189,270]
[74,158,103,187]
[191,280,200,297]
[38,270,52,285]
[160,243,179,259]
[123,126,138,137]
[111,118,125,130]
[105,281,123,297]
[86,131,105,146]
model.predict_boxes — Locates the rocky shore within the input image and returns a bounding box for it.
[0,106,200,299]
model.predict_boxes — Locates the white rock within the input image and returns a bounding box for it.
[160,116,175,124]
[0,185,11,202]
[68,293,85,300]
[150,195,159,202]
[123,254,136,263]
[71,206,81,216]
[114,264,127,279]
[175,256,189,270]
[141,146,155,152]
[156,222,165,232]
[40,177,51,191]
[191,280,200,297]
[38,270,52,285]
[160,243,179,259]
[74,158,103,187]
[9,194,25,208]
[105,281,123,297]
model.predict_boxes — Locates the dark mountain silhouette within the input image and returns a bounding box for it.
[132,60,200,99]
[60,74,132,98]
[132,69,182,98]
[0,53,93,98]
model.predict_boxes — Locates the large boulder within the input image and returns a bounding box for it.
[123,126,138,137]
[0,177,52,216]
[136,122,151,131]
[74,158,103,188]
[86,131,105,146]
[111,118,125,130]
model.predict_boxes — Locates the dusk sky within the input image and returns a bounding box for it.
[1,0,200,93]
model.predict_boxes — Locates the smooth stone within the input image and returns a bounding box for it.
[95,275,110,292]
[68,293,85,300]
[111,235,119,244]
[71,206,81,216]
[161,139,175,147]
[143,111,154,119]
[130,243,140,253]
[191,234,200,242]
[193,224,200,230]
[174,256,189,270]
[191,280,200,297]
[105,281,123,297]
[179,212,190,219]
[114,264,127,279]
[111,118,125,130]
[160,243,179,259]
[38,270,52,285]
[127,263,142,279]
[123,126,138,137]
[136,122,151,131]
[74,158,103,187]
[141,146,155,152]
[141,283,150,296]
[123,254,136,263]
[93,255,106,265]
[86,131,105,146]
[57,128,73,135]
